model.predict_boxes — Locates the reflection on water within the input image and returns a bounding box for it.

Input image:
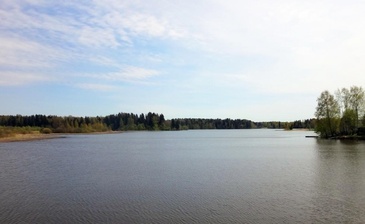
[0,130,365,223]
[311,139,365,223]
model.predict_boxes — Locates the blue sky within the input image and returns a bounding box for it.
[1,0,365,121]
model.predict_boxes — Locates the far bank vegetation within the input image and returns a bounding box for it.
[0,112,315,137]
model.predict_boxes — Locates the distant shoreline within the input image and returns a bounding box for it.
[284,128,312,131]
[0,133,65,143]
[0,131,126,143]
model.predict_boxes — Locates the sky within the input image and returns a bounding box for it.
[1,0,365,121]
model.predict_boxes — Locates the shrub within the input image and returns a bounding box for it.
[41,128,52,134]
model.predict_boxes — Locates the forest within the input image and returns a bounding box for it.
[0,112,315,137]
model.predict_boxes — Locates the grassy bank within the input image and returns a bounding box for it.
[0,126,124,142]
[0,126,62,142]
[0,126,41,138]
[0,133,63,143]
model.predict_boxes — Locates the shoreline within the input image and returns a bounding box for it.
[0,133,65,143]
[62,131,124,135]
[0,131,124,143]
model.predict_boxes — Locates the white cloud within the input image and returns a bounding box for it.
[0,0,185,50]
[0,71,51,86]
[78,26,120,48]
[124,14,167,37]
[97,66,159,82]
[153,0,365,94]
[88,56,121,67]
[0,36,65,68]
[77,66,160,88]
[76,83,117,91]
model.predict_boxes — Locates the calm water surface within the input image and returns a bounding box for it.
[1,130,365,223]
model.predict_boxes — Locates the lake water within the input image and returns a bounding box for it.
[1,129,365,223]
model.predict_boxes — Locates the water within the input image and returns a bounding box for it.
[1,129,365,223]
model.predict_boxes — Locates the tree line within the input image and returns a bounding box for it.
[315,86,365,138]
[170,118,315,130]
[0,112,166,133]
[0,112,315,134]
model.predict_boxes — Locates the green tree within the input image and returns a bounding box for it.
[340,109,357,135]
[335,88,351,114]
[349,86,364,128]
[126,116,136,130]
[315,90,340,138]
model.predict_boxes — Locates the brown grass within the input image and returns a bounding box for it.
[0,133,63,143]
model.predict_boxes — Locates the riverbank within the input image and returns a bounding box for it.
[0,131,126,143]
[310,135,365,140]
[0,133,64,143]
[332,135,365,140]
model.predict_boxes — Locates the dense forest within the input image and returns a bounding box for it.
[0,112,315,135]
[315,85,365,138]
[0,112,166,133]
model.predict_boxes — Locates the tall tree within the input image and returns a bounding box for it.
[340,109,357,135]
[315,90,340,138]
[335,88,351,114]
[349,86,364,128]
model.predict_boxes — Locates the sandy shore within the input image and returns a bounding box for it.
[0,133,64,143]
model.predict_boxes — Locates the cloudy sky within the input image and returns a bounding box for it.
[1,0,365,121]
